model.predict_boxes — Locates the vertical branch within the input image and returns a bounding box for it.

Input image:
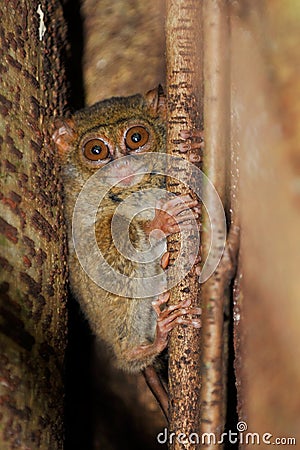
[199,0,231,443]
[166,1,203,448]
[0,1,68,448]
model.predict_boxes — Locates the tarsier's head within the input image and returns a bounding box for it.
[52,86,166,187]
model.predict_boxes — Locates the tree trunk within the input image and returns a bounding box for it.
[0,1,68,448]
[166,1,203,449]
[166,2,238,449]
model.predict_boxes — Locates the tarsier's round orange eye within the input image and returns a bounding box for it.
[83,139,109,161]
[125,126,149,150]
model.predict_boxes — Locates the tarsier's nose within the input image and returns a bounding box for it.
[114,146,125,159]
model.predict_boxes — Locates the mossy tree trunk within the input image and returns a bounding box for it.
[0,1,68,448]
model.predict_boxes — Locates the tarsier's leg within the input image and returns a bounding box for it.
[143,365,169,420]
[141,290,201,421]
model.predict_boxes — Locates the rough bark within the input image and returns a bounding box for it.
[166,2,203,449]
[0,1,68,448]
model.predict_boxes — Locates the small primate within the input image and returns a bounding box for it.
[52,87,201,417]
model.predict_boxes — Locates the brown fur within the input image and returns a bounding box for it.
[53,87,167,372]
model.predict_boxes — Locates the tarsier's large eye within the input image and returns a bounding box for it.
[125,126,149,150]
[83,139,109,161]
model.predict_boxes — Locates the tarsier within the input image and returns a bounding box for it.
[52,86,202,417]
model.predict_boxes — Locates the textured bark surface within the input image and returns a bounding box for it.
[166,2,202,449]
[0,1,68,448]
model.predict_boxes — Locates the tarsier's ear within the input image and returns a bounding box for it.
[145,85,166,118]
[52,118,77,159]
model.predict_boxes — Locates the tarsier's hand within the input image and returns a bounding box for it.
[144,194,200,240]
[179,129,204,164]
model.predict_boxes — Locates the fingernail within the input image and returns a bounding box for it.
[179,143,191,153]
[189,153,201,163]
[180,130,191,139]
[195,266,201,275]
[161,252,170,269]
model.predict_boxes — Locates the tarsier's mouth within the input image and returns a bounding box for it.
[104,159,152,187]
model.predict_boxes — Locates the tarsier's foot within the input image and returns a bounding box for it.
[144,194,200,239]
[126,292,201,362]
[151,292,201,353]
[143,291,201,421]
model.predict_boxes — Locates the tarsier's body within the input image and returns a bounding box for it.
[52,87,201,383]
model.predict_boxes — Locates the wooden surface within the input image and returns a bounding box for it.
[166,1,202,448]
[0,0,68,448]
